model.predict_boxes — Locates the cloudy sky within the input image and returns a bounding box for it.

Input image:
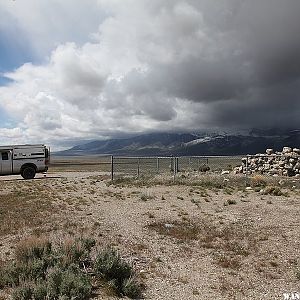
[0,0,300,149]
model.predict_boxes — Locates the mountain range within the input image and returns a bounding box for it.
[56,129,300,156]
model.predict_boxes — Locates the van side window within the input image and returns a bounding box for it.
[1,152,9,160]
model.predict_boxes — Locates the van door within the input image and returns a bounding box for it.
[0,151,12,174]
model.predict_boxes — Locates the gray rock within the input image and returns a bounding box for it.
[283,147,292,153]
[293,148,300,154]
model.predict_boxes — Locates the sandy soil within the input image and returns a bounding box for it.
[0,170,299,300]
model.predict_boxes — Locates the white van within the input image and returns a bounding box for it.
[0,144,49,179]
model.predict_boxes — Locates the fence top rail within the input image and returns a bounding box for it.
[246,154,297,157]
[112,155,243,159]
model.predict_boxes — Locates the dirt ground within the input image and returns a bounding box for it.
[0,167,300,300]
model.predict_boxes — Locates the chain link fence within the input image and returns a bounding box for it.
[51,154,300,187]
[110,155,243,180]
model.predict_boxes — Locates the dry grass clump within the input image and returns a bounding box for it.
[0,185,58,236]
[15,237,52,263]
[148,219,262,270]
[215,253,242,270]
[262,186,285,196]
[147,220,200,242]
[0,236,142,299]
[250,175,267,187]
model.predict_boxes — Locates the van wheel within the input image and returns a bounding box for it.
[21,167,36,179]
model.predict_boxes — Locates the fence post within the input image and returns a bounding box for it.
[156,157,160,174]
[111,155,114,181]
[245,155,249,186]
[137,158,140,179]
[173,157,176,182]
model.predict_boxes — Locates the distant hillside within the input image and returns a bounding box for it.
[55,130,300,156]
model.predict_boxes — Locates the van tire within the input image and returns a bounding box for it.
[21,166,36,179]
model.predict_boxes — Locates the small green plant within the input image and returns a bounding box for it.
[224,199,237,206]
[140,192,153,202]
[228,199,237,205]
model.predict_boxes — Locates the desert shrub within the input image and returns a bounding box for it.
[56,237,95,268]
[0,237,141,299]
[81,238,96,253]
[95,248,133,282]
[59,267,92,300]
[0,262,29,287]
[32,283,47,300]
[12,285,33,300]
[46,268,63,298]
[121,276,142,299]
[58,239,86,267]
[47,266,92,300]
[94,248,142,298]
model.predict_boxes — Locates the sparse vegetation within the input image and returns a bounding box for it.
[0,237,142,299]
[140,192,154,201]
[148,218,261,270]
[227,199,237,205]
[262,186,285,196]
[0,158,299,300]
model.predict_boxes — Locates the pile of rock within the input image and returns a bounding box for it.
[234,147,300,177]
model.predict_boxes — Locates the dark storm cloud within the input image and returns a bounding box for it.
[122,0,300,129]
